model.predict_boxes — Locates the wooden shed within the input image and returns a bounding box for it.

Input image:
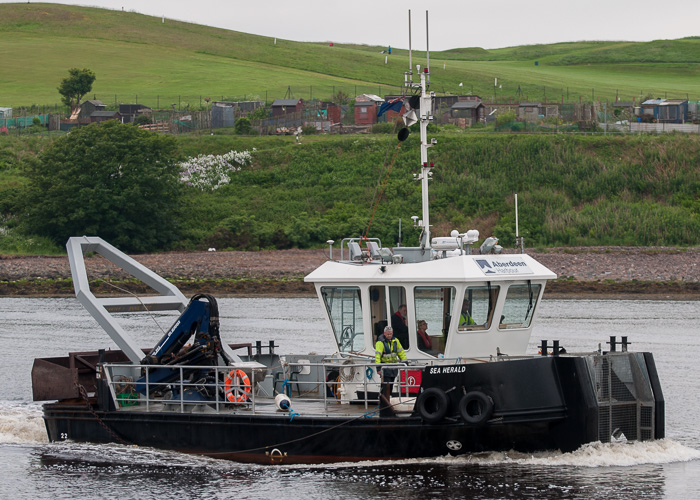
[450,100,485,125]
[354,94,384,125]
[271,98,304,117]
[119,104,152,123]
[79,100,106,119]
[90,110,121,123]
[658,99,688,123]
[518,102,542,123]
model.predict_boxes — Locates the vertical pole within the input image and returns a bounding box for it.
[419,70,431,250]
[515,193,519,239]
[408,9,413,86]
[425,10,430,85]
[604,102,607,135]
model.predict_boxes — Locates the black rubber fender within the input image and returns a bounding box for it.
[416,387,449,423]
[458,391,494,426]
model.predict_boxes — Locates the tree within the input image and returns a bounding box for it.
[22,121,182,252]
[57,68,96,109]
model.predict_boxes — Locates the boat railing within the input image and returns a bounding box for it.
[339,237,384,262]
[101,360,422,416]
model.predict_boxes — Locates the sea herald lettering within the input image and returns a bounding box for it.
[429,366,467,375]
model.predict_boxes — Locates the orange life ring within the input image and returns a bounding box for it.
[224,369,251,403]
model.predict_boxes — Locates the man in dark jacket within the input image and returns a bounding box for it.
[391,304,410,348]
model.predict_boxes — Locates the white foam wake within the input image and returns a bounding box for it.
[0,402,49,444]
[291,439,700,470]
[431,439,700,467]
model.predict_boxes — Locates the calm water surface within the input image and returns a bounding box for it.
[1,297,699,499]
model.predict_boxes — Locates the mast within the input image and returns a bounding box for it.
[416,11,434,250]
[403,10,434,251]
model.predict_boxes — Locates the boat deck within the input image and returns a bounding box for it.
[117,395,418,419]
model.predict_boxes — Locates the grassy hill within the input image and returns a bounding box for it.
[1,3,700,108]
[1,131,699,254]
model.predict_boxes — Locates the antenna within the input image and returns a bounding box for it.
[515,193,524,253]
[515,193,519,239]
[425,11,430,85]
[408,10,413,86]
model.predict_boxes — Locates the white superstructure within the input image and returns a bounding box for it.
[305,36,557,362]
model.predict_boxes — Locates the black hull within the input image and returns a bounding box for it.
[40,353,664,465]
[43,403,566,464]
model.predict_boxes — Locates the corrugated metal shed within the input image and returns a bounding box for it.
[355,94,384,103]
[0,107,12,118]
[659,99,687,106]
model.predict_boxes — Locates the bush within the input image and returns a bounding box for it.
[371,122,395,134]
[21,121,182,252]
[302,125,317,135]
[133,114,152,126]
[234,117,253,135]
[495,111,517,129]
[179,150,253,191]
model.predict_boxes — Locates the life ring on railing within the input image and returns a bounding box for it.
[458,391,494,426]
[416,387,449,423]
[224,369,251,403]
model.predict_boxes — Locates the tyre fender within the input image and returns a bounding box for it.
[416,387,449,423]
[459,391,494,426]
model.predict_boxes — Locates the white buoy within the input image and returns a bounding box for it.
[275,393,292,411]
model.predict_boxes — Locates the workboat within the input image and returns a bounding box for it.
[32,13,664,465]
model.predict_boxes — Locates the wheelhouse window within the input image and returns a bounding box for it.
[414,286,455,355]
[457,285,499,331]
[499,283,541,329]
[321,286,365,353]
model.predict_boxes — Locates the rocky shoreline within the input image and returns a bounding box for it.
[1,247,698,300]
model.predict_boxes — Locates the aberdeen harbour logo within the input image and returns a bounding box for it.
[476,259,496,274]
[476,257,533,275]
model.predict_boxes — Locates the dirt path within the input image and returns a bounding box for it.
[1,247,698,299]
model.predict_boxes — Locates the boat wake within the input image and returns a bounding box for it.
[435,439,700,467]
[0,402,48,444]
[287,439,700,470]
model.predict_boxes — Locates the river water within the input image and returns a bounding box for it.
[1,296,699,499]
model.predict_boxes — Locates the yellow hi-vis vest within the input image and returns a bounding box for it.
[375,337,407,364]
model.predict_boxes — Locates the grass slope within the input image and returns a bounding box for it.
[1,3,700,107]
[4,132,698,253]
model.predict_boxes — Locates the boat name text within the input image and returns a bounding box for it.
[429,366,467,375]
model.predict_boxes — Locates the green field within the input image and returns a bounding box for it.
[1,3,700,108]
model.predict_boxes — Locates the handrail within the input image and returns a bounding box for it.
[102,360,422,416]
